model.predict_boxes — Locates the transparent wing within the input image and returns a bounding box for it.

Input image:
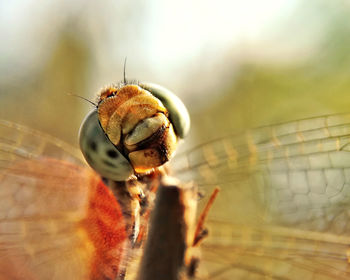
[199,221,350,279]
[171,113,350,279]
[0,121,126,280]
[0,120,84,166]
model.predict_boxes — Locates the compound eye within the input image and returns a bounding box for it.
[94,83,190,173]
[139,82,190,139]
[79,110,133,181]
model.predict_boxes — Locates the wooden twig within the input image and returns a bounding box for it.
[193,187,220,247]
[136,176,197,280]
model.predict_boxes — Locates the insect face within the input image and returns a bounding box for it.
[80,82,190,177]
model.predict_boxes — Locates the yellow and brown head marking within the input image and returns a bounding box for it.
[97,84,178,173]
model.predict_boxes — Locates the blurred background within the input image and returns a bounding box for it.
[2,0,350,148]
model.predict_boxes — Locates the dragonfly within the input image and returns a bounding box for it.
[1,80,350,279]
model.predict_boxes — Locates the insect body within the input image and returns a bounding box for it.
[79,81,192,276]
[3,81,350,279]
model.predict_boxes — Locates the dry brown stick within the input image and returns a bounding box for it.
[193,187,220,247]
[136,176,197,280]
